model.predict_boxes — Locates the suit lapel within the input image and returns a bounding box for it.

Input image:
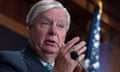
[21,44,48,72]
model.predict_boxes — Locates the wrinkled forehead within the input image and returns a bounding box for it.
[36,8,67,19]
[33,8,67,25]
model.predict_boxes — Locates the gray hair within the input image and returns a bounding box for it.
[26,0,71,31]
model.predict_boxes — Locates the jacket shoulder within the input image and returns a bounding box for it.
[0,51,27,72]
[0,51,23,63]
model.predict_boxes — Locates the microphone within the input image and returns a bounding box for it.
[70,51,79,60]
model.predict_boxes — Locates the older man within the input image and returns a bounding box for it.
[0,0,87,72]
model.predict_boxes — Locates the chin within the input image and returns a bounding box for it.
[43,46,59,54]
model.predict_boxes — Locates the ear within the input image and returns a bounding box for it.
[26,26,29,30]
[26,24,32,43]
[26,22,32,30]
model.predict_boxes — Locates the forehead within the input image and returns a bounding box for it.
[42,8,67,16]
[36,8,67,21]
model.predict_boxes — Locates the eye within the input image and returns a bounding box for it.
[41,21,49,25]
[58,24,64,28]
[40,20,51,28]
[57,24,65,30]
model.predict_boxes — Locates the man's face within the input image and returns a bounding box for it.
[29,8,68,54]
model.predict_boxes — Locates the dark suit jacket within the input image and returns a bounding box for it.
[0,44,49,72]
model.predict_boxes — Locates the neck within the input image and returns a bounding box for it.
[33,47,57,63]
[30,43,57,63]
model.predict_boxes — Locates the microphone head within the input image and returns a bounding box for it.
[70,51,79,60]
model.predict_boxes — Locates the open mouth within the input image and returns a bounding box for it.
[46,40,55,43]
[45,39,56,46]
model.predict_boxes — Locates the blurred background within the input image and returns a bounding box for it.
[0,0,120,72]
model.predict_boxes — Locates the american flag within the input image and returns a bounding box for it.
[84,1,103,72]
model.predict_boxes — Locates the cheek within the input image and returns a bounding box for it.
[30,29,47,46]
[58,32,66,44]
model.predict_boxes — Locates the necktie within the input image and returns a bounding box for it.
[45,64,53,72]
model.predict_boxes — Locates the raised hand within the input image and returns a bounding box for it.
[53,37,87,72]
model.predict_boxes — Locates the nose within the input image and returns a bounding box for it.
[48,23,57,35]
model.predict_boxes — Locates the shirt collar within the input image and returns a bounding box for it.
[40,59,54,67]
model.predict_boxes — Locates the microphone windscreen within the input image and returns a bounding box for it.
[70,51,78,60]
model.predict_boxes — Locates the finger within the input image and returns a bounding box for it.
[64,37,80,53]
[77,54,85,62]
[59,43,65,52]
[78,46,87,55]
[73,41,86,51]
